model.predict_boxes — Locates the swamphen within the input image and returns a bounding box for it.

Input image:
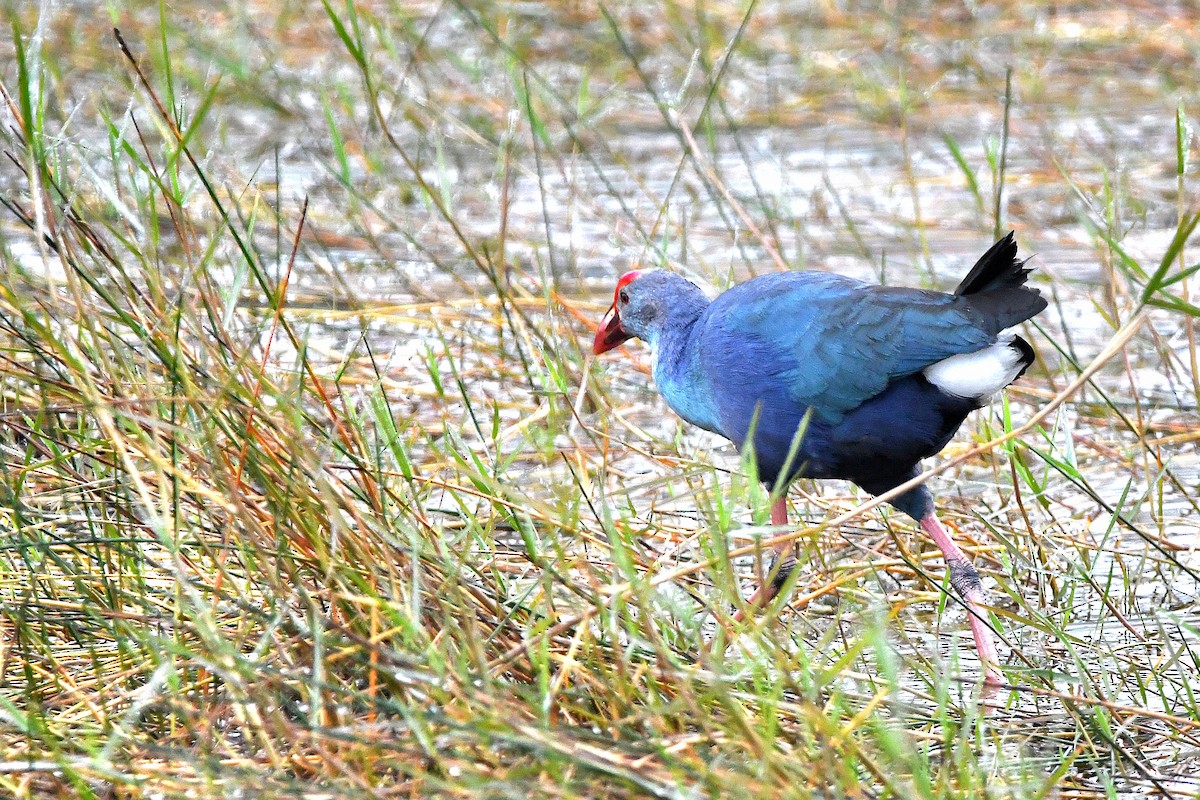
[593,233,1046,686]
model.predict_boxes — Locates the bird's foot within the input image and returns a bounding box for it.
[732,548,797,623]
[954,558,1005,697]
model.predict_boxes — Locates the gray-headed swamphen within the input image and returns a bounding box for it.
[593,233,1046,687]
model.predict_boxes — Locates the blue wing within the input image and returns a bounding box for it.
[695,271,996,435]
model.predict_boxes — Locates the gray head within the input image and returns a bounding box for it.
[593,269,707,353]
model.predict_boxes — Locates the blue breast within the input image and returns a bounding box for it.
[653,324,724,435]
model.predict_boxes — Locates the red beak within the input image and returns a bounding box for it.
[593,305,634,354]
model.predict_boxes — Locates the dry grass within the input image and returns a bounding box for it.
[1,1,1199,797]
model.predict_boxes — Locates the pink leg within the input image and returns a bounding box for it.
[733,497,795,621]
[920,513,1004,688]
[770,496,788,528]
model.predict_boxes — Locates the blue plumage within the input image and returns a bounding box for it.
[686,272,1004,518]
[699,272,991,425]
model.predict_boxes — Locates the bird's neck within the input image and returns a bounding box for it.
[647,288,707,364]
[650,296,722,434]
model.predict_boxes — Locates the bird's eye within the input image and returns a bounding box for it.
[618,288,630,304]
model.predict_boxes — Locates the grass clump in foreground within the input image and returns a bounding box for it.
[2,2,1200,798]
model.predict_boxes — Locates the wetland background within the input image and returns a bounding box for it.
[1,0,1199,797]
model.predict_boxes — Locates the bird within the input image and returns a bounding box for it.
[592,233,1046,687]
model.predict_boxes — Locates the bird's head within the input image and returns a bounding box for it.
[594,269,698,354]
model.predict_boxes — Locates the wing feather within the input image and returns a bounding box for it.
[697,272,996,428]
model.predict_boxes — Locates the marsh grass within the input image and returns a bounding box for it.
[1,1,1200,797]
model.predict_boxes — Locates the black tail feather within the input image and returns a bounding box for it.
[955,232,1047,333]
[954,231,1034,296]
